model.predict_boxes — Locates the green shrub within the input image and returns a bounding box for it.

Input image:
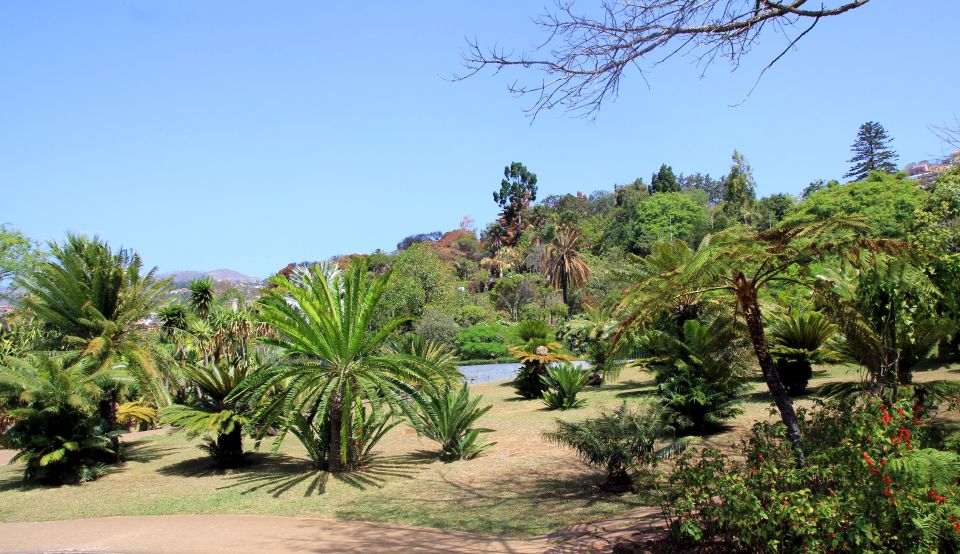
[665,391,960,552]
[541,362,589,410]
[410,385,495,461]
[457,305,488,326]
[544,403,691,491]
[454,322,511,360]
[413,308,461,345]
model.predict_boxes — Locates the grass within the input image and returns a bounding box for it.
[2,362,959,537]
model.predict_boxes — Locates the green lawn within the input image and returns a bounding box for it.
[2,362,959,537]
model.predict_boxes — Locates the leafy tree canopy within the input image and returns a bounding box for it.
[631,192,709,254]
[792,172,926,240]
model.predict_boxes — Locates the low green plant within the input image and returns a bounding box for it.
[769,311,837,395]
[665,391,960,552]
[410,385,495,461]
[454,322,511,360]
[544,403,691,491]
[541,362,589,410]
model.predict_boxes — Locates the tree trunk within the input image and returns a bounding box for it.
[732,272,804,458]
[327,393,345,473]
[216,423,243,466]
[561,269,570,308]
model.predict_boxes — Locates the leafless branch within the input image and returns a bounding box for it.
[455,0,871,118]
[930,114,960,154]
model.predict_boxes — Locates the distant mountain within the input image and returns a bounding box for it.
[163,269,260,285]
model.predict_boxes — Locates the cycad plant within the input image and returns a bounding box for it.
[160,358,261,466]
[642,315,750,434]
[768,311,837,395]
[563,304,628,386]
[410,385,495,461]
[541,362,589,410]
[16,234,171,427]
[0,355,126,483]
[509,341,572,399]
[233,259,453,473]
[544,403,691,491]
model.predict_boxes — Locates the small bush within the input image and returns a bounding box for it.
[544,403,691,491]
[410,385,496,461]
[413,308,461,345]
[457,305,488,326]
[541,362,589,410]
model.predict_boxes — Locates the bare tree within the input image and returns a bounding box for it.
[458,0,871,117]
[931,114,960,153]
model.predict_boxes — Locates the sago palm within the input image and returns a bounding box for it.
[768,311,838,395]
[409,385,495,461]
[0,354,127,483]
[544,402,692,491]
[16,234,171,414]
[233,259,453,472]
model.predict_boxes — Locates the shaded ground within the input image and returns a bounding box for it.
[0,514,545,554]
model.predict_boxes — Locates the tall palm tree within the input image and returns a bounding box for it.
[233,259,452,473]
[543,227,591,307]
[16,234,171,422]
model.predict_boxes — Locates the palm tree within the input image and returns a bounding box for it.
[233,259,452,473]
[187,277,215,319]
[543,227,591,307]
[563,303,627,385]
[668,216,904,453]
[16,234,171,425]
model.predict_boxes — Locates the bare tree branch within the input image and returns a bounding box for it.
[455,0,871,118]
[930,114,960,154]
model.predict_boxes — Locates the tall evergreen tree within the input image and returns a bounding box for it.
[493,162,538,244]
[844,121,899,181]
[721,150,756,222]
[649,164,679,194]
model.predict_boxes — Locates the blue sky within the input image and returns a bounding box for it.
[3,1,957,277]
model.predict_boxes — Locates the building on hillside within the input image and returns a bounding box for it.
[905,150,959,189]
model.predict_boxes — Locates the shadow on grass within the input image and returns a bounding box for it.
[158,449,435,498]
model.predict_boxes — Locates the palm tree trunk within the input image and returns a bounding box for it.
[217,424,243,465]
[732,272,804,458]
[561,269,570,308]
[327,393,345,473]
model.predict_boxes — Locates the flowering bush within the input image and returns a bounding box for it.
[665,390,960,552]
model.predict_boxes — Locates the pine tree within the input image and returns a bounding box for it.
[649,164,679,193]
[844,121,899,181]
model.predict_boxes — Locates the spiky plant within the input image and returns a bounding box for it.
[410,385,495,461]
[232,259,453,473]
[387,334,462,385]
[187,277,215,319]
[544,403,692,491]
[15,234,172,425]
[769,311,838,395]
[541,362,590,410]
[0,355,127,483]
[509,342,573,399]
[160,356,263,466]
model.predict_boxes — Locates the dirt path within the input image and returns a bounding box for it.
[0,514,548,554]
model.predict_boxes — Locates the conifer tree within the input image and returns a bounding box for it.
[844,121,899,181]
[649,164,679,194]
